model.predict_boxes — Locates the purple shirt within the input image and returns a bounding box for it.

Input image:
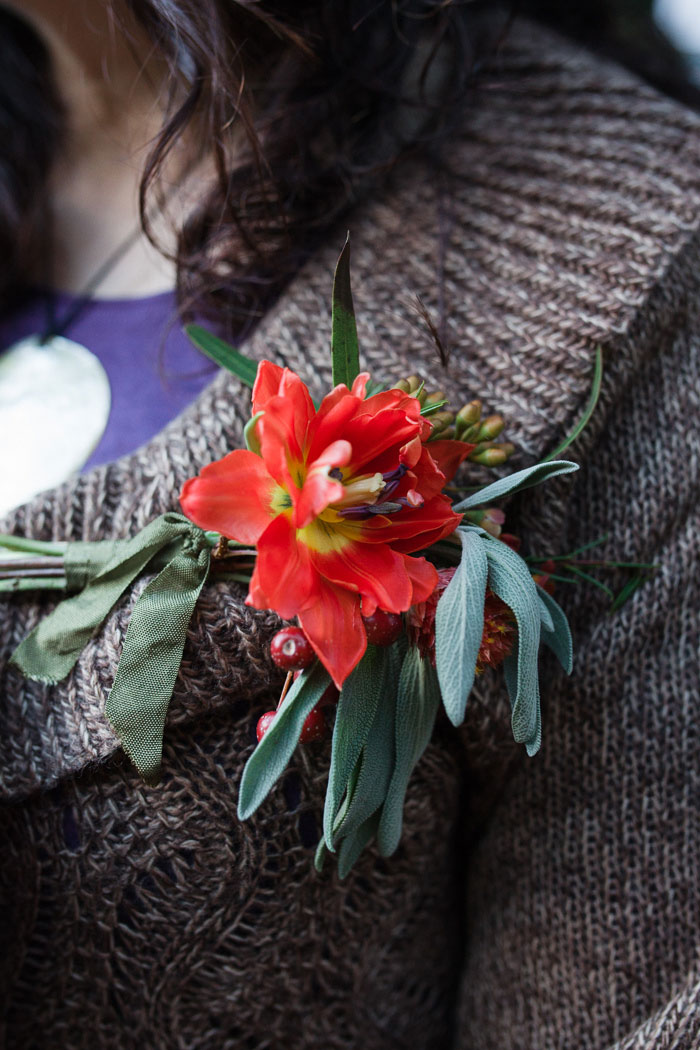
[0,289,216,469]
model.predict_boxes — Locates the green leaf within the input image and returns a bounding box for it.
[338,812,382,879]
[377,647,441,858]
[452,460,578,513]
[609,575,646,613]
[237,661,331,820]
[331,234,360,388]
[484,539,542,755]
[543,345,603,461]
[323,645,386,850]
[332,640,403,844]
[435,527,488,726]
[185,324,259,389]
[536,586,573,674]
[502,650,541,757]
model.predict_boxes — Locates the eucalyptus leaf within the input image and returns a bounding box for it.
[435,527,488,726]
[331,234,360,388]
[484,539,542,755]
[537,586,573,674]
[237,661,331,820]
[332,639,402,843]
[338,812,382,879]
[453,460,578,513]
[377,647,441,858]
[185,324,259,389]
[323,645,385,850]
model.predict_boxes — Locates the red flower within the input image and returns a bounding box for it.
[180,361,472,686]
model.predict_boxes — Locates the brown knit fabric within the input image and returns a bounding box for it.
[1,20,699,1050]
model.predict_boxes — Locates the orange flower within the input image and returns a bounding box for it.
[180,362,472,686]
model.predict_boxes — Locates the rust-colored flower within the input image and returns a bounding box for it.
[180,362,473,687]
[408,573,516,673]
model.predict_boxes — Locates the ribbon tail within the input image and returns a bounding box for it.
[10,513,199,685]
[105,541,211,785]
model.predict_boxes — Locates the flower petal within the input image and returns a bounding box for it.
[298,581,366,688]
[426,439,475,483]
[308,535,413,614]
[180,450,275,543]
[402,553,438,604]
[252,360,285,414]
[294,439,351,528]
[247,514,317,618]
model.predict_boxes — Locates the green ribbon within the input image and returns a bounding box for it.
[11,512,211,784]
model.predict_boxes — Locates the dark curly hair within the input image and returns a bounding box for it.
[1,0,696,338]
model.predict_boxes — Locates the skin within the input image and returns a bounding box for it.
[3,0,182,296]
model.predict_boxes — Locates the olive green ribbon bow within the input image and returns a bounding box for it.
[11,513,211,784]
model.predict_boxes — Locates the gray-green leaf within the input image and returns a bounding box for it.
[484,539,542,755]
[435,527,488,726]
[377,647,441,857]
[537,585,573,674]
[237,661,331,820]
[453,460,578,512]
[323,645,386,850]
[332,640,402,844]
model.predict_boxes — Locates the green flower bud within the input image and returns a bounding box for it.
[477,414,505,441]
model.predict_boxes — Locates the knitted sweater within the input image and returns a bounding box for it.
[1,20,699,1050]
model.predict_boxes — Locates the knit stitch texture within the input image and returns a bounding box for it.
[1,20,699,1050]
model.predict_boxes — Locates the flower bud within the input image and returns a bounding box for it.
[476,414,505,441]
[455,400,482,438]
[423,390,447,409]
[427,409,455,437]
[469,446,508,467]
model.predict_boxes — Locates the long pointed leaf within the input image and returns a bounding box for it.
[484,539,542,754]
[237,661,331,820]
[543,345,603,461]
[453,460,578,512]
[332,640,402,843]
[537,586,573,674]
[338,812,382,879]
[323,645,386,850]
[185,324,259,389]
[377,648,441,858]
[435,527,488,726]
[331,235,360,388]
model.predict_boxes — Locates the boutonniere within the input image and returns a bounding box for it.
[0,238,655,876]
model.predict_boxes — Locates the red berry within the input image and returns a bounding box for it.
[270,626,314,670]
[256,711,276,742]
[299,706,326,743]
[362,609,403,646]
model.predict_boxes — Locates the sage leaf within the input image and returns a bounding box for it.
[323,644,385,850]
[377,647,441,858]
[331,234,360,388]
[537,593,554,633]
[453,460,578,512]
[484,539,542,755]
[435,526,488,726]
[333,640,402,843]
[503,650,541,756]
[537,585,573,674]
[237,661,331,820]
[185,324,259,388]
[338,812,382,879]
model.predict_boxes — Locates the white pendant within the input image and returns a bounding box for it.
[0,335,111,518]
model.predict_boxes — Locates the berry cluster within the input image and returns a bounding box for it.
[255,611,404,743]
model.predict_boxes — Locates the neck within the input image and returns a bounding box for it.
[6,0,181,296]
